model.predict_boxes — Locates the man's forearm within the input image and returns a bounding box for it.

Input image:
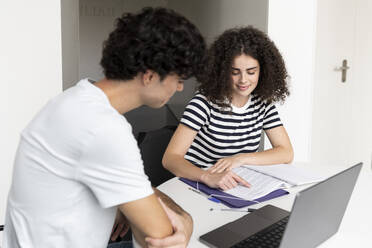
[153,188,191,218]
[142,188,194,247]
[153,188,193,235]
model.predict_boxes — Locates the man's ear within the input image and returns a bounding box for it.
[142,70,159,87]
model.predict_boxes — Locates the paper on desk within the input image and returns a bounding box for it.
[179,177,289,208]
[243,164,325,186]
[225,167,291,200]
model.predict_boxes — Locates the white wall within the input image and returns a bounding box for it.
[61,0,80,90]
[0,0,62,230]
[168,0,267,44]
[267,0,317,162]
[352,0,372,168]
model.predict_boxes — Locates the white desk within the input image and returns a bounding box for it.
[158,164,372,248]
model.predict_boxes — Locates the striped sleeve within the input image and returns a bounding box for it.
[263,102,283,130]
[180,94,210,131]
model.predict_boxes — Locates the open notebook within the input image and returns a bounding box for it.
[180,164,325,208]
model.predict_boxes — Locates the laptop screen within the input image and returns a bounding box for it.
[279,162,362,248]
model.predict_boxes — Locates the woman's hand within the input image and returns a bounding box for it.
[208,154,246,173]
[201,170,250,190]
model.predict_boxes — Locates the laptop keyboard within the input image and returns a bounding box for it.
[231,216,289,248]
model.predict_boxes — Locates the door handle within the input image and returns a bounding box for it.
[335,59,350,83]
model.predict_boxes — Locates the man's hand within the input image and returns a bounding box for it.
[145,198,193,248]
[110,209,130,242]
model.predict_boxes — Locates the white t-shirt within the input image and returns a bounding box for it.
[3,79,153,248]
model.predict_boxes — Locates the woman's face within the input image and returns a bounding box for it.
[230,54,260,105]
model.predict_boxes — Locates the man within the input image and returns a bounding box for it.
[3,7,206,248]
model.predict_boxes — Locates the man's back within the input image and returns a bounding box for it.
[3,79,153,248]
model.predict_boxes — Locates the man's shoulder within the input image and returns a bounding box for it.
[23,79,131,153]
[61,79,130,131]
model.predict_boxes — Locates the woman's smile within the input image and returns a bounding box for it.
[237,84,251,91]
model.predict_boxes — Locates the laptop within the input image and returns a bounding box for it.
[199,163,363,248]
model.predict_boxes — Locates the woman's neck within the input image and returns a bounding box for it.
[231,94,250,108]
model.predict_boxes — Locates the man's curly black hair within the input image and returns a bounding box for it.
[100,7,206,82]
[198,26,289,109]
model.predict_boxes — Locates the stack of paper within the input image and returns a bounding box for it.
[225,167,290,200]
[225,164,325,201]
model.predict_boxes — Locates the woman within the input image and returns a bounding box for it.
[163,26,293,191]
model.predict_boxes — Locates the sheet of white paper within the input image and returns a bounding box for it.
[243,164,325,185]
[224,167,290,200]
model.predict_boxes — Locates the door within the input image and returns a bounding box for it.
[311,0,357,166]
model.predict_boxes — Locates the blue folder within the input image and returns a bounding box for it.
[179,178,289,208]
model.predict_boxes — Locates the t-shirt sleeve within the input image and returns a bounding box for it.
[77,119,153,208]
[263,102,283,130]
[180,94,210,131]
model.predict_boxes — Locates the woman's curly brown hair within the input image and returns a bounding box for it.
[198,26,289,109]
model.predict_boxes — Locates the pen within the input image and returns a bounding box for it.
[209,208,256,212]
[188,187,202,195]
[188,187,221,203]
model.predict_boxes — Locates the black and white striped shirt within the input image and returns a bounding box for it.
[180,93,283,168]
